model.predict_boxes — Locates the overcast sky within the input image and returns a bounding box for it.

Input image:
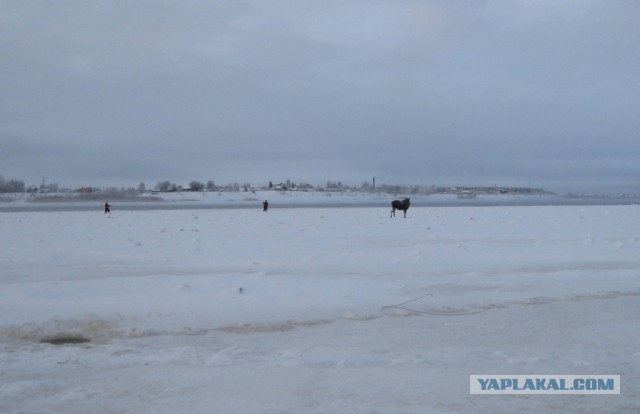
[2,1,639,194]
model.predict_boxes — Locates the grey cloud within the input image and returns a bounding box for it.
[1,1,639,193]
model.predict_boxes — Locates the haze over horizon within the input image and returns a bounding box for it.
[2,1,639,195]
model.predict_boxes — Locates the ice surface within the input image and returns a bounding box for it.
[1,197,639,413]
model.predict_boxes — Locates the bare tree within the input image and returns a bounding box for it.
[189,181,205,192]
[0,175,26,193]
[156,181,172,192]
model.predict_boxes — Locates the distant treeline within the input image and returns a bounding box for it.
[0,175,26,193]
[0,174,546,196]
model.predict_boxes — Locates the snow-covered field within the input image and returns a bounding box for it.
[1,197,639,413]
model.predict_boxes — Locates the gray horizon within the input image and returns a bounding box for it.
[2,1,639,195]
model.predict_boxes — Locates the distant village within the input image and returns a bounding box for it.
[0,174,548,199]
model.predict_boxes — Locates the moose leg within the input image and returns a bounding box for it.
[390,207,395,218]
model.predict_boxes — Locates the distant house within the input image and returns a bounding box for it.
[296,183,315,192]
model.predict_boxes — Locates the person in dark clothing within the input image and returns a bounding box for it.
[104,202,111,214]
[263,200,268,212]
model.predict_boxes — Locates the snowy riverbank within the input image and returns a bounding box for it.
[2,190,639,213]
